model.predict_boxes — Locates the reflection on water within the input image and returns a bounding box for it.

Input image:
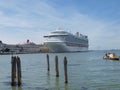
[46,71,68,90]
[64,83,68,90]
[46,71,50,89]
[55,77,59,90]
[11,86,22,90]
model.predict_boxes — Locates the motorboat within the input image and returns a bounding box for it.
[103,53,119,60]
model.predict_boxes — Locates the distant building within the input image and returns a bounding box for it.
[0,40,41,53]
[0,40,49,54]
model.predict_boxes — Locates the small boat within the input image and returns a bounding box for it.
[103,53,119,60]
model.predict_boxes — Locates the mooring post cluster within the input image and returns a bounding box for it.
[46,54,68,84]
[11,56,22,86]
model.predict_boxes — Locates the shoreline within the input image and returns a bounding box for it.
[0,51,48,55]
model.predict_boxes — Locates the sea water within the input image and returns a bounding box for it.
[0,50,120,90]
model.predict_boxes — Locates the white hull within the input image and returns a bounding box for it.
[45,42,88,52]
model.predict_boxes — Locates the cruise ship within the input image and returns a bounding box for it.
[44,28,89,52]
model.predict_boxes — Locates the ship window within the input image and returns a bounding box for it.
[49,35,68,37]
[65,42,88,47]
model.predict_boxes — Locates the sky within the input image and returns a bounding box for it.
[0,0,120,50]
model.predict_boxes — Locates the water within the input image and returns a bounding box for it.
[0,50,120,90]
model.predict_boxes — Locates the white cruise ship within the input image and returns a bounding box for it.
[44,28,89,52]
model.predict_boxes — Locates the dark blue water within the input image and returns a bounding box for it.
[0,50,120,90]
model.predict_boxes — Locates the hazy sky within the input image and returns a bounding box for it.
[0,0,120,50]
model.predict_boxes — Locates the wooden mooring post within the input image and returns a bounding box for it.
[46,54,50,72]
[11,56,22,86]
[11,56,17,86]
[17,56,22,86]
[55,55,59,77]
[64,56,68,83]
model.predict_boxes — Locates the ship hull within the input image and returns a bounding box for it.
[45,42,88,53]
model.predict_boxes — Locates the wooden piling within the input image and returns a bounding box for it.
[11,56,16,86]
[17,56,22,86]
[55,55,59,77]
[64,56,68,83]
[11,56,22,86]
[47,54,50,71]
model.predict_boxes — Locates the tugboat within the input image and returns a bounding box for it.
[103,53,119,60]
